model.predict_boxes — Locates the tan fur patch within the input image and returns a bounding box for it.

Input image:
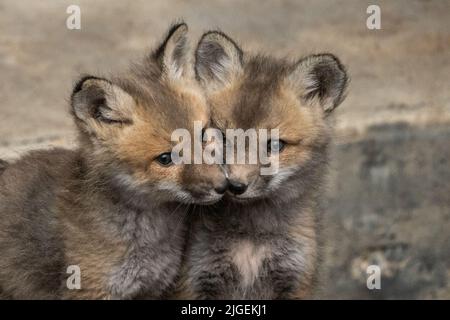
[275,86,326,144]
[271,86,330,172]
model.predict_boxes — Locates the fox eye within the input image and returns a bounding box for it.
[267,139,285,153]
[156,152,173,166]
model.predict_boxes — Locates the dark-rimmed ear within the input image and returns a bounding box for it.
[287,54,348,113]
[195,30,243,90]
[153,22,189,80]
[71,75,135,128]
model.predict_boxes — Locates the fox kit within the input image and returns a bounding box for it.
[0,23,227,299]
[174,31,348,299]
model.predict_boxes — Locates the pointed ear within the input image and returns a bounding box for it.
[153,22,189,80]
[195,31,243,90]
[71,76,135,130]
[287,54,348,113]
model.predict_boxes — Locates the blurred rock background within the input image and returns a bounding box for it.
[0,0,449,299]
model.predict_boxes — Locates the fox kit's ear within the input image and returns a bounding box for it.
[71,76,135,130]
[288,54,348,113]
[195,31,243,90]
[153,22,189,80]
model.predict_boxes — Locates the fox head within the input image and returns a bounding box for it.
[195,31,348,203]
[70,23,227,206]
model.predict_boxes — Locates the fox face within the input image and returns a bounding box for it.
[71,24,227,206]
[195,31,348,203]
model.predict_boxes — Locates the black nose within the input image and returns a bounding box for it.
[228,180,248,195]
[214,180,229,194]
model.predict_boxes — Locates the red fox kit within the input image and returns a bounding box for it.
[0,23,227,299]
[174,31,348,299]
